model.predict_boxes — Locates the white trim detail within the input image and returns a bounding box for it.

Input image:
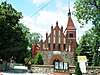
[64,38,66,44]
[68,38,76,39]
[48,37,50,43]
[67,30,76,31]
[54,30,55,36]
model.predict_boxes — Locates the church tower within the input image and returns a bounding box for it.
[65,8,76,52]
[32,5,76,66]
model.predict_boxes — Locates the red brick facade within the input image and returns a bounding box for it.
[39,16,76,52]
[32,10,76,60]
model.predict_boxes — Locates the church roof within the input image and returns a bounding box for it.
[32,38,40,56]
[66,17,76,30]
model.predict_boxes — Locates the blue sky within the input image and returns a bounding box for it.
[0,0,92,42]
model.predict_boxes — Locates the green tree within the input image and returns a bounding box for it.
[75,62,82,75]
[91,25,100,66]
[0,1,29,63]
[14,23,30,63]
[34,52,43,65]
[74,0,100,26]
[28,32,42,50]
[77,24,100,66]
[77,33,93,66]
[74,0,100,66]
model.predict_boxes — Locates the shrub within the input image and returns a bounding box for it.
[75,62,82,75]
[34,52,43,65]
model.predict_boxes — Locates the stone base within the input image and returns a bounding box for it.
[53,72,70,75]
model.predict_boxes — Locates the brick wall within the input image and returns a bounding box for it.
[31,65,100,75]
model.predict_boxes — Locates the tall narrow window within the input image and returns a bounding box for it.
[53,37,55,43]
[43,44,45,49]
[53,44,55,49]
[58,44,60,50]
[48,43,50,50]
[69,45,71,52]
[48,37,50,43]
[64,44,66,49]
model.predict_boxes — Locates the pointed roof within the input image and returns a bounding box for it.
[32,38,40,56]
[66,17,76,30]
[66,7,76,30]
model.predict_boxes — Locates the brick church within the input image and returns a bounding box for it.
[32,8,76,66]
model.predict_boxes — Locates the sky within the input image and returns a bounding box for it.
[0,0,92,42]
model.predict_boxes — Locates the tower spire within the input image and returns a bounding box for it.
[68,2,71,17]
[64,2,76,31]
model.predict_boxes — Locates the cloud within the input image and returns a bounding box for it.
[20,10,67,40]
[36,10,67,27]
[19,15,40,34]
[32,0,50,5]
[20,0,92,42]
[56,0,63,10]
[33,10,67,40]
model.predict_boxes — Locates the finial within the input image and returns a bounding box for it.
[56,21,58,26]
[51,25,53,28]
[68,2,71,17]
[46,32,48,35]
[61,25,63,31]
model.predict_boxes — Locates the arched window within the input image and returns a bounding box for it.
[69,33,73,37]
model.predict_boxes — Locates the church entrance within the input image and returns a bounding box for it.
[50,55,63,65]
[53,58,60,65]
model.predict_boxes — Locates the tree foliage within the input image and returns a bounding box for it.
[34,52,43,65]
[0,1,29,63]
[77,34,93,66]
[0,1,43,64]
[77,24,100,66]
[74,0,100,66]
[27,32,42,50]
[91,24,100,66]
[75,62,82,75]
[14,23,30,63]
[74,0,100,26]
